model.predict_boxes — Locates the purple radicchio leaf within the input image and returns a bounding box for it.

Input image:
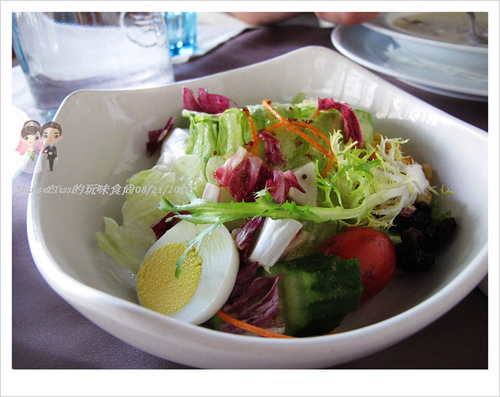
[213,147,304,204]
[258,130,286,166]
[317,97,363,147]
[221,273,284,335]
[146,117,175,156]
[225,259,259,306]
[182,87,233,114]
[213,147,271,202]
[234,216,264,250]
[265,169,305,205]
[150,211,189,240]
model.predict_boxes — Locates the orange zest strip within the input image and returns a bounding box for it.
[262,100,335,176]
[243,107,259,157]
[216,310,295,339]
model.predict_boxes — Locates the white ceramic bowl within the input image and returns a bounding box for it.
[27,46,488,369]
[364,12,488,72]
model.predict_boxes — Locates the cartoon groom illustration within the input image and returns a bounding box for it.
[41,122,63,171]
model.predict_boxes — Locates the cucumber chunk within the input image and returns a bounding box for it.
[264,252,363,337]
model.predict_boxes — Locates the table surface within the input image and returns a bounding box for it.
[11,21,488,370]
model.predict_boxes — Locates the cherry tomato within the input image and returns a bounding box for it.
[316,227,396,305]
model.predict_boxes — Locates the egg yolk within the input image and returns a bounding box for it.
[137,242,202,315]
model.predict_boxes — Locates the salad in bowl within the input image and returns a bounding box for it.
[96,87,456,339]
[26,46,487,368]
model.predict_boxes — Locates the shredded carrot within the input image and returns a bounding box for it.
[264,121,284,133]
[262,99,286,122]
[290,127,330,156]
[262,100,336,176]
[243,107,259,157]
[216,310,295,339]
[293,120,336,175]
[262,100,329,156]
[323,152,336,177]
[292,120,331,147]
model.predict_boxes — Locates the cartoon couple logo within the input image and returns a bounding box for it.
[15,120,63,172]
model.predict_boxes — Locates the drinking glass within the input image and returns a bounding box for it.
[12,12,175,121]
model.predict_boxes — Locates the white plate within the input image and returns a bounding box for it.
[398,79,488,102]
[332,24,487,100]
[27,46,488,369]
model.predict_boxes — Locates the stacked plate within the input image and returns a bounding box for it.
[332,12,488,100]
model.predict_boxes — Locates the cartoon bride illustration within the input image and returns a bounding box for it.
[15,120,44,174]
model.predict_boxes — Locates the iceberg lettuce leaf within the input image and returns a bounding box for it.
[96,155,207,274]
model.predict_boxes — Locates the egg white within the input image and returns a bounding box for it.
[142,220,239,325]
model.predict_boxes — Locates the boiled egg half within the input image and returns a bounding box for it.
[137,220,239,325]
